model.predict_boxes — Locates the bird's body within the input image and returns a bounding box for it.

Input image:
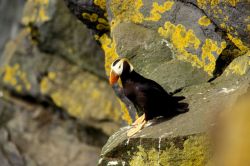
[109,58,188,136]
[120,70,187,121]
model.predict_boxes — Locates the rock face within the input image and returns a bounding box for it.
[0,0,25,54]
[0,97,101,166]
[0,0,123,136]
[64,0,250,165]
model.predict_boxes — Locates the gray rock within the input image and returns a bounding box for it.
[0,0,25,55]
[22,0,106,78]
[188,0,250,47]
[0,0,122,134]
[0,150,11,166]
[0,98,102,166]
[2,142,25,166]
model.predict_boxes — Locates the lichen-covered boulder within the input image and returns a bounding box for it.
[193,0,250,49]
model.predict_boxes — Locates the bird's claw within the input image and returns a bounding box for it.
[127,120,146,137]
[132,113,145,126]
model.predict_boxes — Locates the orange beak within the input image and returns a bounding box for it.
[109,70,119,85]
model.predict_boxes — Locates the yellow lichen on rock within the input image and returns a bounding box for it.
[197,0,219,9]
[40,77,49,94]
[22,0,50,25]
[158,22,203,69]
[96,24,109,30]
[40,72,57,94]
[119,100,133,125]
[98,18,109,25]
[2,64,19,86]
[110,0,144,25]
[129,136,209,165]
[226,0,240,6]
[98,33,119,75]
[247,24,250,32]
[197,0,239,8]
[227,34,249,53]
[145,1,174,22]
[48,72,56,80]
[98,34,132,124]
[94,0,106,10]
[219,22,239,36]
[82,13,98,22]
[225,51,250,75]
[158,22,201,51]
[2,64,32,91]
[201,39,226,73]
[97,18,110,30]
[220,23,226,29]
[158,21,227,75]
[198,16,211,27]
[82,12,110,30]
[50,91,63,107]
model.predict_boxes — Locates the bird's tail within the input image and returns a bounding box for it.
[173,96,189,113]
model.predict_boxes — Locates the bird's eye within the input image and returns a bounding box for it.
[119,65,121,68]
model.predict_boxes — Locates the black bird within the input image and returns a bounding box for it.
[109,58,188,136]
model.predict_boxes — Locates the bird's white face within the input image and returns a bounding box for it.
[111,60,124,76]
[109,58,134,85]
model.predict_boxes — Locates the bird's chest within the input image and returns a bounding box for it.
[123,82,140,101]
[123,82,137,96]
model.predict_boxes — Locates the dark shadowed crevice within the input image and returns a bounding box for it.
[76,123,109,147]
[208,42,245,82]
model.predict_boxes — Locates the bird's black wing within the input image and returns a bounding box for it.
[140,78,185,102]
[138,77,187,106]
[138,78,171,98]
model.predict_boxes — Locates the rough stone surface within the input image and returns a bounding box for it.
[0,97,101,166]
[0,0,122,135]
[22,0,106,77]
[0,0,25,55]
[191,0,250,48]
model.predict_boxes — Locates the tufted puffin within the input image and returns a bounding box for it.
[109,58,188,136]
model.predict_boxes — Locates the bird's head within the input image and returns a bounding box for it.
[109,58,134,85]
